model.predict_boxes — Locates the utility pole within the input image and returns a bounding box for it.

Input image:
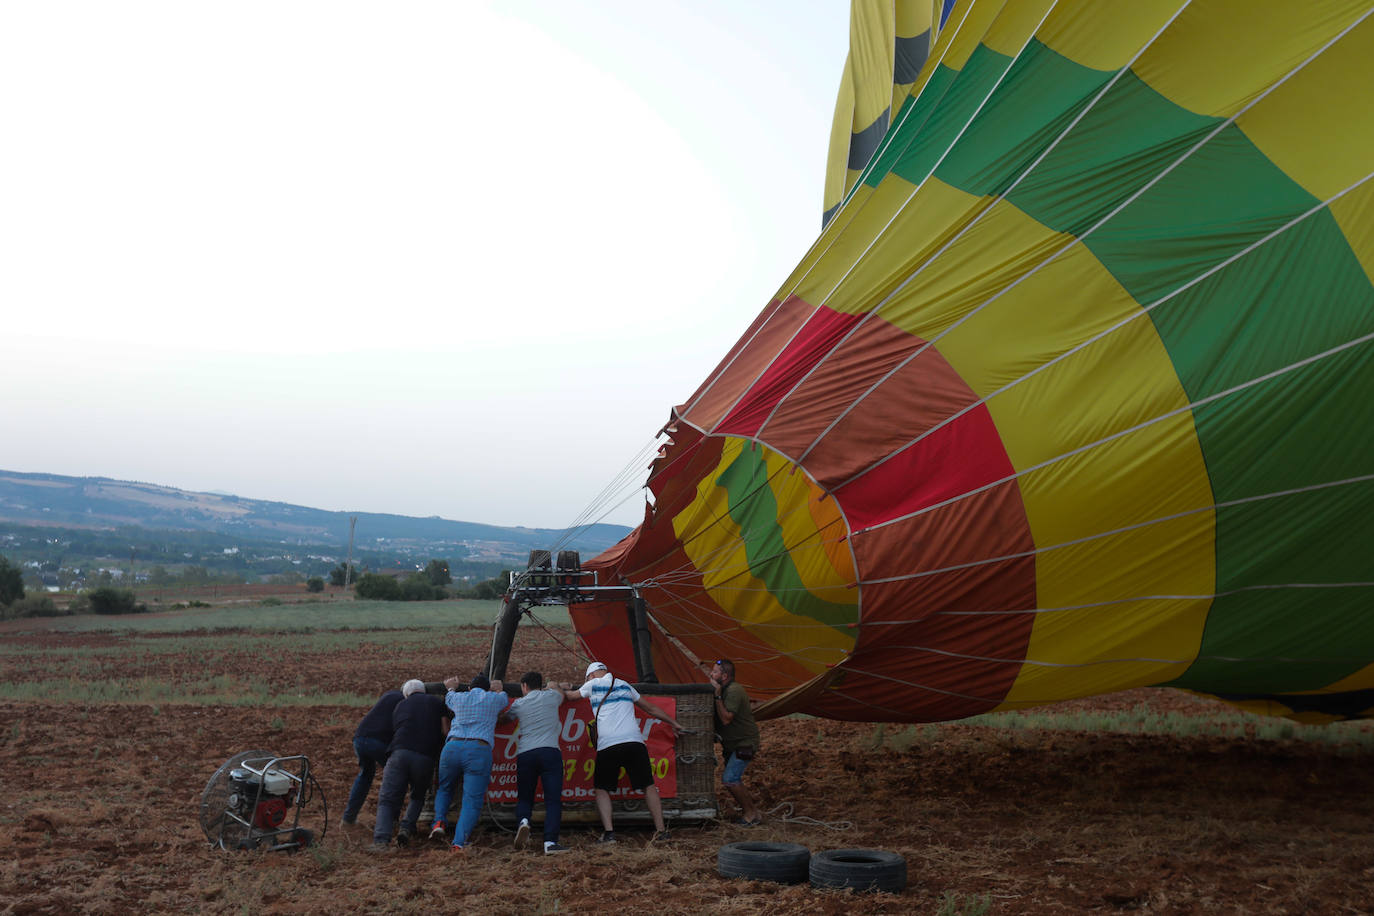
[345,516,357,588]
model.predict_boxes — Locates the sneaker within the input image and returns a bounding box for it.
[514,819,530,850]
[449,844,465,854]
[595,831,616,845]
[731,816,761,827]
[544,842,570,855]
[395,828,412,847]
[339,815,357,827]
[651,830,671,843]
[364,842,392,854]
[428,821,446,841]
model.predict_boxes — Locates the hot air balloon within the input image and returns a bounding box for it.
[509,0,1374,725]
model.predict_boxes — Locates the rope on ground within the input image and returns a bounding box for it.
[482,801,515,834]
[763,801,854,831]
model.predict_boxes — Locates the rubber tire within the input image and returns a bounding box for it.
[717,841,811,885]
[809,848,907,893]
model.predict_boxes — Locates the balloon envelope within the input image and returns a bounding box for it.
[576,0,1374,723]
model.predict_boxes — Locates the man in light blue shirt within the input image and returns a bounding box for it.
[429,672,510,851]
[501,671,570,854]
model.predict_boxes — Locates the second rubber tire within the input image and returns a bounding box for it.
[808,848,907,893]
[717,841,811,885]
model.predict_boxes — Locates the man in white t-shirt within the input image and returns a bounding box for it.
[500,671,570,854]
[563,661,684,844]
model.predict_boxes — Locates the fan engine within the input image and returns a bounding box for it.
[228,764,294,829]
[199,749,325,851]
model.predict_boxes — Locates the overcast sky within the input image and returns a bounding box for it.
[1,1,851,530]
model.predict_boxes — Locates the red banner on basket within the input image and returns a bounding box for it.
[487,697,678,802]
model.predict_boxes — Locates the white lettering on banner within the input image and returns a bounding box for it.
[485,697,678,804]
[560,709,586,744]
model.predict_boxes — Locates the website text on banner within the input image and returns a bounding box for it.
[487,697,677,803]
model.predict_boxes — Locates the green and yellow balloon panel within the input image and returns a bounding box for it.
[583,0,1374,723]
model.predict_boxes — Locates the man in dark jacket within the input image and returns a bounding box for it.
[369,679,452,851]
[341,686,404,826]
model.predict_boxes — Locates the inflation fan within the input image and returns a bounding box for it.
[198,750,326,851]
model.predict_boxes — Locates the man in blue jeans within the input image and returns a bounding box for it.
[341,685,404,827]
[429,672,510,851]
[711,659,762,825]
[500,671,570,854]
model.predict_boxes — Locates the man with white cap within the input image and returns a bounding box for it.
[368,679,451,852]
[564,661,685,844]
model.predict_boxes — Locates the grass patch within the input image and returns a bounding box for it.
[16,598,547,633]
[937,892,992,916]
[0,612,579,705]
[866,704,1374,753]
[0,674,374,707]
[0,630,483,676]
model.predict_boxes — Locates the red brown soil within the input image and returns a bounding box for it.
[2,623,1374,914]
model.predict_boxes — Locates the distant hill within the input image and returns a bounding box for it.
[0,470,632,563]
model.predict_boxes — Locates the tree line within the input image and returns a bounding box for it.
[0,554,149,619]
[0,551,514,619]
[332,560,512,602]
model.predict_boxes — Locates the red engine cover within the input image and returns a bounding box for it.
[253,798,288,829]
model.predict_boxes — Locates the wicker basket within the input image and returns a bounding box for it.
[419,683,719,830]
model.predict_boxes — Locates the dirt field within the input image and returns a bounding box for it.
[2,621,1373,914]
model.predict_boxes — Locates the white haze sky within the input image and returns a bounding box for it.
[1,1,851,529]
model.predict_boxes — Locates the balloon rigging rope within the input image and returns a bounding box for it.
[522,606,593,669]
[676,0,997,420]
[639,579,1374,629]
[642,473,1374,632]
[762,802,854,832]
[570,436,659,526]
[538,556,1373,711]
[642,559,1374,685]
[860,332,1374,537]
[830,164,1374,498]
[582,409,1372,680]
[602,7,1366,553]
[638,581,823,668]
[698,0,1061,438]
[528,8,1374,704]
[857,472,1374,588]
[629,313,1374,597]
[757,0,1171,446]
[805,10,1372,472]
[543,436,663,557]
[774,1,1193,457]
[681,1,1363,495]
[622,443,825,582]
[635,508,850,591]
[624,469,1374,672]
[618,168,1374,602]
[633,583,813,667]
[602,0,1198,583]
